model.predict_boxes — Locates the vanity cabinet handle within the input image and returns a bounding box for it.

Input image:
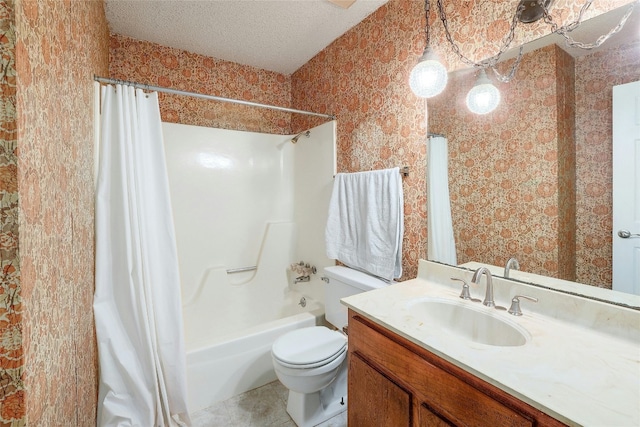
[508,295,538,316]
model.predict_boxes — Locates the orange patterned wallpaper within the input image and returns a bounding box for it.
[109,34,293,135]
[292,0,630,283]
[292,1,428,280]
[0,0,630,424]
[429,45,576,280]
[575,39,640,287]
[427,0,627,73]
[556,46,577,282]
[108,0,629,283]
[110,4,428,280]
[15,0,109,424]
[0,0,22,424]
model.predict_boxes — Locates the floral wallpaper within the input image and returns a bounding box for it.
[108,0,630,283]
[292,0,631,283]
[109,34,292,135]
[292,1,428,280]
[0,0,23,425]
[429,45,576,279]
[427,0,627,72]
[14,0,109,424]
[575,39,640,287]
[556,47,577,282]
[0,0,630,424]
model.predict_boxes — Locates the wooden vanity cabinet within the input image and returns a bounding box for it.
[347,310,566,427]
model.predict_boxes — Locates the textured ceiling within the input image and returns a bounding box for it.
[105,0,389,75]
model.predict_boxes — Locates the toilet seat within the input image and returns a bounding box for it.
[275,346,347,369]
[272,326,347,369]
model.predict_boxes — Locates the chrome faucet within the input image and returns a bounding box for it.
[471,267,495,307]
[504,257,520,278]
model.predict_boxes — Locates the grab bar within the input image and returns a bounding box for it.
[226,266,257,274]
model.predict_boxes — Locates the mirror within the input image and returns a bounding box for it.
[427,4,640,306]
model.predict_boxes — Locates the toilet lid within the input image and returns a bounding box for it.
[272,327,347,367]
[275,346,347,369]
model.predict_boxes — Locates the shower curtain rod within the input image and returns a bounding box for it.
[94,76,336,120]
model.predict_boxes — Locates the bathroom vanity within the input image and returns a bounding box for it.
[342,260,640,426]
[348,311,564,426]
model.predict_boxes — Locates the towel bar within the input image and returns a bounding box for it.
[333,166,409,178]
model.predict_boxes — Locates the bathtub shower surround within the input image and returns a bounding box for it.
[162,121,336,412]
[94,85,190,426]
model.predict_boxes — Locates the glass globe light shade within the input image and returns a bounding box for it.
[409,47,448,98]
[466,69,500,114]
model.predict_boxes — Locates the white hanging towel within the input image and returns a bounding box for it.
[325,167,404,280]
[427,136,457,265]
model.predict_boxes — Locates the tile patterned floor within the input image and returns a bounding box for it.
[190,380,347,427]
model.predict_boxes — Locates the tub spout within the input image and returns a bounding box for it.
[295,275,311,283]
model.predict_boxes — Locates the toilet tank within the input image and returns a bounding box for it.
[323,266,390,329]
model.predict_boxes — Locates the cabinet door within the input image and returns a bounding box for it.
[348,353,411,427]
[418,403,457,427]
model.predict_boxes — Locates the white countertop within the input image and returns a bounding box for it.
[341,260,640,426]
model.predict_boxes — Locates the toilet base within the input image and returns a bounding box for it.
[285,361,347,427]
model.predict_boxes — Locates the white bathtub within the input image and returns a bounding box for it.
[184,269,325,413]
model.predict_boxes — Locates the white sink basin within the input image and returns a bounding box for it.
[407,298,529,347]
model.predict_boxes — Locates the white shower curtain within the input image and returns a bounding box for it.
[427,136,457,265]
[94,85,191,426]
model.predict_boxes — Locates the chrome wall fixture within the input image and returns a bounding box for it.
[291,130,311,144]
[410,0,637,114]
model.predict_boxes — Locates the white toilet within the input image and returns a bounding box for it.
[271,266,389,427]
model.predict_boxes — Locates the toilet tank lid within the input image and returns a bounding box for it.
[323,266,390,291]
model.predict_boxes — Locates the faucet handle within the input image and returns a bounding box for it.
[451,277,471,300]
[508,295,538,316]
